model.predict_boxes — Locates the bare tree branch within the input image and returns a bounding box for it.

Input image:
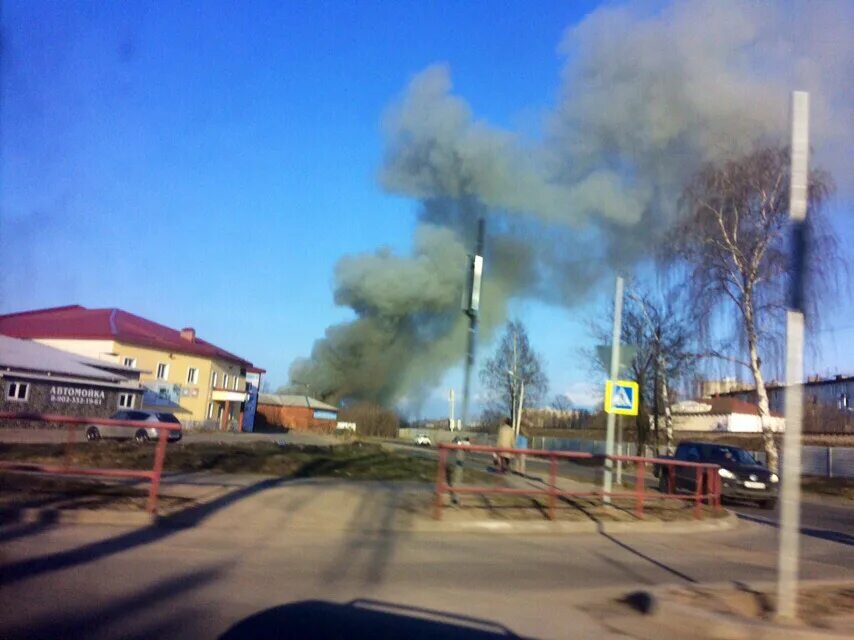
[666,144,839,472]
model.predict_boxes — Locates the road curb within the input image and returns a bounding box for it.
[403,518,599,534]
[651,593,853,640]
[600,509,738,535]
[408,509,738,535]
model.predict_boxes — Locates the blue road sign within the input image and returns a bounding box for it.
[604,380,639,416]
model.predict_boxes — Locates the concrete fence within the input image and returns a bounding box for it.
[755,446,854,479]
[531,437,854,479]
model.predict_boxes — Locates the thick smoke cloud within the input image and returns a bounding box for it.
[290,0,852,406]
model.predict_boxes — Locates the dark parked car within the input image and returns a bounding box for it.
[86,410,183,443]
[657,441,778,509]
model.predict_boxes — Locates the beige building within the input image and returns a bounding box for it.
[694,377,750,399]
[0,306,264,429]
[668,398,785,433]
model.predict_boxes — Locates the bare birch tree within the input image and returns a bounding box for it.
[480,320,548,426]
[586,285,696,455]
[669,146,837,472]
[626,289,697,456]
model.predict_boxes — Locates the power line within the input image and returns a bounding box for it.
[816,323,854,334]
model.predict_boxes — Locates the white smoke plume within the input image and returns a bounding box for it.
[289,0,852,405]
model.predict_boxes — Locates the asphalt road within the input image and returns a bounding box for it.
[733,497,854,538]
[1,477,853,640]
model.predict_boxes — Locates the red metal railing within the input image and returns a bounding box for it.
[434,443,721,521]
[0,412,181,514]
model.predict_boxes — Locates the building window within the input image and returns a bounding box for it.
[211,371,218,388]
[217,405,224,420]
[156,363,169,380]
[208,402,214,419]
[223,374,229,389]
[118,393,135,409]
[234,376,240,390]
[187,367,199,385]
[123,357,137,368]
[6,382,29,402]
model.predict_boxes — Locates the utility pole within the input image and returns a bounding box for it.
[512,331,518,432]
[660,353,673,456]
[603,276,624,503]
[461,218,485,430]
[652,328,661,457]
[777,90,809,621]
[516,379,526,474]
[449,388,455,431]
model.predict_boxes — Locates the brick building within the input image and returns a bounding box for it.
[256,394,338,432]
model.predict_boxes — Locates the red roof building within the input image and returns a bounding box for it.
[0,305,264,430]
[0,305,252,366]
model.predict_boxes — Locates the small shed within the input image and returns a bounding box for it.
[256,394,338,432]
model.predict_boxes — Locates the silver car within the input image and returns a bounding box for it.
[86,410,183,443]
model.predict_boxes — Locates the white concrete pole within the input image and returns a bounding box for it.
[603,276,624,503]
[777,90,809,621]
[516,381,526,474]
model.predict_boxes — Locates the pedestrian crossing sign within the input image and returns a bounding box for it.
[604,380,639,416]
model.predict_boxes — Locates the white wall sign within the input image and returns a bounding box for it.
[50,386,105,406]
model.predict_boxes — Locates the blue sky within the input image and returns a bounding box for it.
[2,1,851,417]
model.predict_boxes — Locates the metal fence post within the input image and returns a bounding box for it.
[635,460,645,518]
[694,467,702,519]
[433,447,448,520]
[147,428,170,514]
[706,467,718,511]
[64,422,76,472]
[549,455,557,521]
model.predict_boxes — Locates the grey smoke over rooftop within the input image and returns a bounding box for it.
[289,0,852,406]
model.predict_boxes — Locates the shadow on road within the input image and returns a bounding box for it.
[2,564,224,639]
[219,599,526,639]
[0,476,306,587]
[599,531,697,584]
[0,509,60,543]
[736,512,854,546]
